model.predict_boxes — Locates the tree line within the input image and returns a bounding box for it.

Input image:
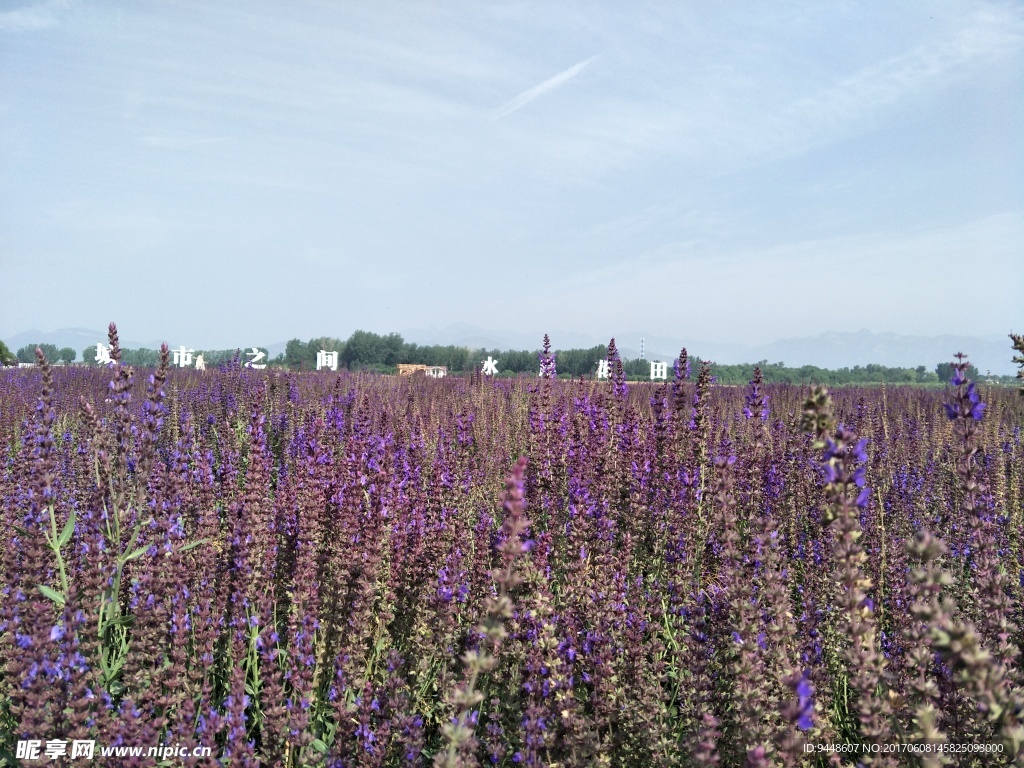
[275,332,988,385]
[710,360,980,386]
[0,331,997,386]
[11,343,78,365]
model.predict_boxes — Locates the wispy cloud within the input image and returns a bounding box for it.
[493,55,597,120]
[723,8,1024,161]
[0,0,71,32]
[780,10,1021,138]
[518,7,1023,177]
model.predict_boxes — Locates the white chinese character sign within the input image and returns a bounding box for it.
[70,740,95,759]
[482,356,498,376]
[45,740,68,760]
[245,347,267,370]
[95,343,113,365]
[17,741,41,760]
[650,361,668,380]
[194,354,206,371]
[172,346,194,368]
[317,350,339,371]
[596,359,610,380]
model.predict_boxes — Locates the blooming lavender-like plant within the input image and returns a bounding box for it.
[2,326,1024,766]
[903,530,951,763]
[435,457,530,768]
[4,349,62,739]
[539,334,557,380]
[671,347,690,416]
[933,355,1024,755]
[693,713,722,767]
[605,338,627,400]
[944,354,1017,668]
[802,386,896,761]
[677,347,690,380]
[777,670,821,767]
[710,454,771,760]
[688,360,714,489]
[743,366,769,421]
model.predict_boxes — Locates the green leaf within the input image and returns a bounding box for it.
[124,521,145,555]
[103,613,135,630]
[37,584,66,606]
[57,510,76,548]
[125,545,151,562]
[178,537,212,554]
[310,739,328,753]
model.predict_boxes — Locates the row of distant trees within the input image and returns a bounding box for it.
[0,342,259,369]
[11,343,78,365]
[282,334,615,377]
[711,360,979,386]
[0,332,989,385]
[282,335,649,378]
[79,346,251,368]
[276,331,985,384]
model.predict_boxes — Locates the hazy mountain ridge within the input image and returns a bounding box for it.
[750,331,1017,376]
[3,326,1018,375]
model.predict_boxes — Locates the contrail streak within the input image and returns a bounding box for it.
[493,55,597,120]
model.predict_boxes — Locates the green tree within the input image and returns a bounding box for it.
[285,339,308,368]
[499,349,535,374]
[342,330,385,368]
[82,345,98,365]
[447,346,471,372]
[0,340,15,365]
[122,348,161,367]
[936,361,979,384]
[380,333,404,365]
[58,347,76,365]
[556,345,606,377]
[40,343,59,362]
[308,337,346,369]
[17,343,59,363]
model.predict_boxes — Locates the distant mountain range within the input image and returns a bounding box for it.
[3,325,1018,376]
[725,331,1018,377]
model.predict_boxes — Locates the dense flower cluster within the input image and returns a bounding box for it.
[538,335,556,380]
[1,329,1023,767]
[743,366,769,421]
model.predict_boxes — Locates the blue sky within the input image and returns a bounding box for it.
[1,0,1021,350]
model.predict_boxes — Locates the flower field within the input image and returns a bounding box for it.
[2,326,1023,767]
